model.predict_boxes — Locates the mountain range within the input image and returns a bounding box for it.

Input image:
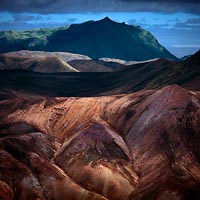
[0,17,200,200]
[0,17,177,61]
[0,50,125,73]
[0,50,199,100]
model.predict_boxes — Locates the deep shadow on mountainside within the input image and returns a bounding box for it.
[0,50,199,100]
[0,85,200,200]
[0,17,177,61]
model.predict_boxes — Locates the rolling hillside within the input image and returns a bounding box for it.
[68,59,124,72]
[0,50,199,100]
[5,50,91,62]
[0,53,78,73]
[0,50,125,72]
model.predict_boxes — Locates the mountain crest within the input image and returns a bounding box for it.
[100,16,113,22]
[0,18,177,61]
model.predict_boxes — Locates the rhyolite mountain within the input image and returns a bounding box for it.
[0,85,200,200]
[0,17,177,61]
[0,53,79,73]
[0,50,125,72]
[4,50,91,62]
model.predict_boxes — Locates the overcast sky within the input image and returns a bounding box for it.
[0,0,200,57]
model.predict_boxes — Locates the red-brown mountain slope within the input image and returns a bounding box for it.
[0,85,200,200]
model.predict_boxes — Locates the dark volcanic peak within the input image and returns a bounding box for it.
[47,18,177,61]
[103,16,111,20]
[99,16,113,22]
[0,18,177,61]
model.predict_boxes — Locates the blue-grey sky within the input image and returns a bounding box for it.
[0,0,200,57]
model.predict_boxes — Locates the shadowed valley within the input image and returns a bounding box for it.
[0,50,199,100]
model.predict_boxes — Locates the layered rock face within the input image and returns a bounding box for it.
[0,85,200,200]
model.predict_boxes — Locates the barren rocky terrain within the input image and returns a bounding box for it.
[0,53,78,73]
[0,8,199,200]
[0,50,199,101]
[0,85,200,200]
[0,50,126,72]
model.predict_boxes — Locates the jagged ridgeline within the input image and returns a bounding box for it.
[0,17,177,61]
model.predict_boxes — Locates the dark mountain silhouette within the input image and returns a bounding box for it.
[0,17,177,61]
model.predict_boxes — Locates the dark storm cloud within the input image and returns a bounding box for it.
[0,0,200,14]
[12,13,36,21]
[119,0,200,2]
[127,18,148,27]
[0,19,67,30]
[127,18,137,24]
[174,18,200,29]
[68,18,77,23]
[127,18,171,29]
[186,18,200,24]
